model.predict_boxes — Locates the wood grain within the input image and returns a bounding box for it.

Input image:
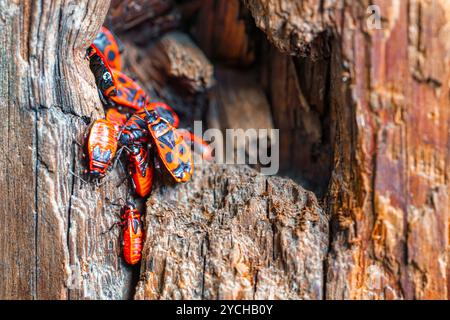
[245,0,450,299]
[1,0,448,301]
[0,0,134,300]
[136,164,328,300]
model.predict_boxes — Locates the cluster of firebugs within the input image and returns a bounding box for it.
[84,27,211,265]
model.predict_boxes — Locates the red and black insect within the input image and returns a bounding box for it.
[118,109,149,146]
[127,145,154,198]
[117,112,153,197]
[84,27,214,267]
[86,45,117,98]
[86,119,119,178]
[119,201,144,266]
[139,104,194,183]
[145,103,211,160]
[108,70,150,111]
[126,103,212,183]
[93,26,123,71]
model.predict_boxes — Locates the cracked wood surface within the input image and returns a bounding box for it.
[325,0,449,300]
[192,0,257,67]
[1,0,449,301]
[0,0,134,299]
[136,164,328,300]
[245,0,450,299]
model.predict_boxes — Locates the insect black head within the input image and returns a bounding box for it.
[143,106,158,123]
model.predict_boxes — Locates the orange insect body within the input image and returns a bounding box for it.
[93,27,123,71]
[110,70,149,111]
[105,108,128,131]
[147,102,180,128]
[87,119,118,177]
[119,113,149,146]
[142,104,193,183]
[121,202,143,266]
[128,146,154,198]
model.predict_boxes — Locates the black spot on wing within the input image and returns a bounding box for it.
[165,152,173,164]
[132,218,140,234]
[102,149,112,162]
[127,88,137,97]
[118,75,127,84]
[158,130,175,149]
[93,34,110,54]
[107,51,116,63]
[93,145,101,160]
[172,160,192,179]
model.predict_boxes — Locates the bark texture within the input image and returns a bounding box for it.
[0,1,134,300]
[109,0,175,32]
[146,31,215,95]
[245,0,450,299]
[135,164,328,300]
[1,0,449,301]
[244,0,336,58]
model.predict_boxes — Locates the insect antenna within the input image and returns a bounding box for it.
[142,104,152,118]
[110,145,126,170]
[107,197,125,207]
[116,157,130,188]
[101,221,121,235]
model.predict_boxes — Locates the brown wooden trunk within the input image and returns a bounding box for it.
[245,0,449,299]
[0,0,135,300]
[135,164,327,300]
[0,0,448,300]
[325,0,449,300]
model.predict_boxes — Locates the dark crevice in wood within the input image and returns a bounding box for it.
[200,233,208,299]
[33,107,39,301]
[66,137,77,300]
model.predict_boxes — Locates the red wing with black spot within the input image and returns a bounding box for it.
[86,119,118,178]
[93,26,123,71]
[110,70,149,111]
[145,110,193,183]
[121,202,143,265]
[147,102,180,128]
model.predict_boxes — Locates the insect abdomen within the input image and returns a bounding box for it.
[87,119,118,177]
[128,147,154,198]
[122,206,143,266]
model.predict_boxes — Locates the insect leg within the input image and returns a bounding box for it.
[101,221,122,235]
[69,169,89,184]
[116,158,130,188]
